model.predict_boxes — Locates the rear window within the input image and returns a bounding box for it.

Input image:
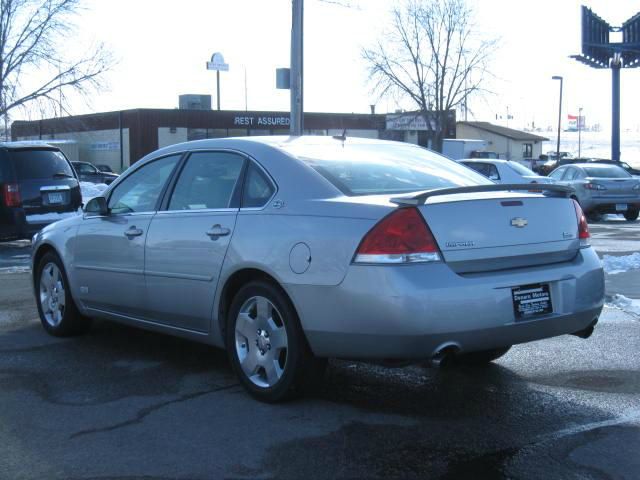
[507,161,535,176]
[286,143,490,196]
[583,166,631,178]
[11,149,75,180]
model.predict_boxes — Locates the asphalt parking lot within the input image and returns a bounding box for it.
[1,218,639,479]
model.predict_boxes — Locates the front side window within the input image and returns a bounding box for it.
[522,143,533,158]
[169,151,244,210]
[108,155,181,214]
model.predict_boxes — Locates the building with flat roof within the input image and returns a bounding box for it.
[456,121,549,163]
[11,108,456,172]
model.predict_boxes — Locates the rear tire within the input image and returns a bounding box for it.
[35,252,91,337]
[457,346,511,366]
[225,280,326,402]
[624,209,639,221]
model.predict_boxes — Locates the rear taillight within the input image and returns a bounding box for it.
[354,207,441,264]
[2,184,21,207]
[572,199,590,246]
[584,183,606,190]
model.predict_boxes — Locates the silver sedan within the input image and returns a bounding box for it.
[549,163,640,221]
[32,137,604,402]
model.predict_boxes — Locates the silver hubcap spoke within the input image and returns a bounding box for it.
[39,263,66,327]
[235,295,288,389]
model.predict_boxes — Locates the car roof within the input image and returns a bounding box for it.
[460,159,509,165]
[0,141,61,151]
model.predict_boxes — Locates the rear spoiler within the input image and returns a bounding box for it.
[390,184,575,206]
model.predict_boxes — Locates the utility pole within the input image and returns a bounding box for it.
[290,0,304,135]
[578,106,583,158]
[552,76,563,162]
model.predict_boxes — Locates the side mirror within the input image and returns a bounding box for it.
[84,196,109,215]
[489,174,500,181]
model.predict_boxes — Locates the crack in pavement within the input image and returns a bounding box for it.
[69,383,239,439]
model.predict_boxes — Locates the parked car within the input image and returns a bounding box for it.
[0,142,82,241]
[460,159,553,184]
[585,159,640,176]
[71,161,118,185]
[538,157,584,176]
[96,164,115,173]
[31,137,604,402]
[548,163,640,220]
[469,151,499,159]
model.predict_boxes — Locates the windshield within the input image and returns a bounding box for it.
[11,149,75,180]
[286,143,491,196]
[584,166,631,179]
[507,161,536,176]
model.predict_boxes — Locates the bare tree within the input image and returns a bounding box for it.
[0,0,112,125]
[362,0,497,151]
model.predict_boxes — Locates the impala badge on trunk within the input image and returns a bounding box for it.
[511,217,528,228]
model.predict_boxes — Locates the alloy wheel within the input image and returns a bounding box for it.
[39,262,66,327]
[234,295,289,388]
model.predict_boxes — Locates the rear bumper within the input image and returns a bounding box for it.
[286,248,604,359]
[0,208,77,240]
[582,196,640,213]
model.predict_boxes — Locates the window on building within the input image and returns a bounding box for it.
[522,143,533,158]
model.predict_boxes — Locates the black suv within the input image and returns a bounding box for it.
[0,143,82,241]
[71,161,118,184]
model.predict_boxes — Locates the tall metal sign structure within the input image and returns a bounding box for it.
[571,6,640,161]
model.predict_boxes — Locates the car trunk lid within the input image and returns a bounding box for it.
[390,185,580,273]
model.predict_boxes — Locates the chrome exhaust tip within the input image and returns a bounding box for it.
[571,317,598,339]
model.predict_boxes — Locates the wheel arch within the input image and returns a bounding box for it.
[31,242,61,287]
[216,267,298,344]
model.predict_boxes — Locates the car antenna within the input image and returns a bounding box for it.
[332,128,347,143]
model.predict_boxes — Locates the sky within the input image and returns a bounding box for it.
[17,0,640,133]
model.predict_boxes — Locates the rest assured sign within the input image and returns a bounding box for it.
[233,115,290,127]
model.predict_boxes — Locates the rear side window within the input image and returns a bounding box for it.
[563,168,578,181]
[11,149,74,180]
[242,163,275,208]
[584,166,631,178]
[549,167,565,180]
[169,151,245,210]
[287,143,490,196]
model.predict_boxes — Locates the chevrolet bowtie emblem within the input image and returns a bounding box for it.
[511,217,528,228]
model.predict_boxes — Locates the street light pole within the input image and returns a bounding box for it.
[552,76,563,161]
[290,0,304,135]
[578,107,583,158]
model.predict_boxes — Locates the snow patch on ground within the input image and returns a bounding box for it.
[24,182,108,224]
[25,211,80,224]
[606,294,640,318]
[81,182,108,203]
[601,252,640,275]
[0,266,31,275]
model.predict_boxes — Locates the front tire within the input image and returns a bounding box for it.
[35,252,91,337]
[457,346,511,366]
[225,280,325,402]
[624,209,639,221]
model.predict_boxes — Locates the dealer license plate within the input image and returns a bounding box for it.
[616,203,628,211]
[512,283,552,320]
[48,192,63,204]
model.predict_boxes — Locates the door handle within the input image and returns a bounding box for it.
[124,226,144,238]
[206,224,231,239]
